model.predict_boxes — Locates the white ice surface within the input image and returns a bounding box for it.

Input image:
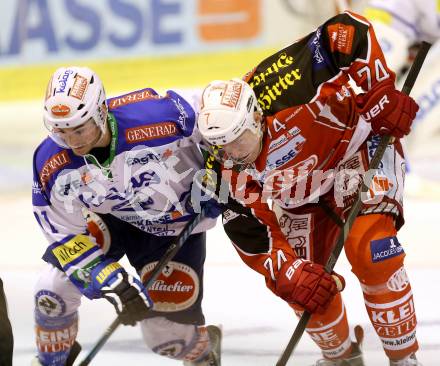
[0,194,439,366]
[0,100,439,365]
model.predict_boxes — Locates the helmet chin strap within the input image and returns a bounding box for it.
[49,133,70,148]
[90,117,110,148]
[91,127,105,147]
[252,118,264,160]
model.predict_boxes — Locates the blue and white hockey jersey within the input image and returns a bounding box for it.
[32,87,216,292]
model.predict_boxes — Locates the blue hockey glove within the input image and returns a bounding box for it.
[202,200,223,219]
[87,259,152,326]
[187,172,223,219]
[186,196,222,219]
[187,189,222,219]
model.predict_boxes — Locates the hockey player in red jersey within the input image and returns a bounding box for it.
[197,11,421,366]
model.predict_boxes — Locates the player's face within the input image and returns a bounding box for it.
[222,128,262,165]
[217,111,263,165]
[53,118,102,156]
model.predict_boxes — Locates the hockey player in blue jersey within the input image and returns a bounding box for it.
[31,66,221,366]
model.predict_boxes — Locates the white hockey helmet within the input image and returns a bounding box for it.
[43,66,107,133]
[197,79,262,147]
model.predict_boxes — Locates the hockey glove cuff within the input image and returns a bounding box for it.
[356,79,419,139]
[87,259,152,326]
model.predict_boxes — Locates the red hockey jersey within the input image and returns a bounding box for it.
[215,11,397,297]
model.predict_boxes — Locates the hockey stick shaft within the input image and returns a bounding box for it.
[78,210,206,366]
[276,40,431,366]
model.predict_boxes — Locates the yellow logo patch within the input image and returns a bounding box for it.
[52,235,96,267]
[96,262,122,284]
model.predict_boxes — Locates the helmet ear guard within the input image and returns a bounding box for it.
[43,67,108,135]
[197,78,262,147]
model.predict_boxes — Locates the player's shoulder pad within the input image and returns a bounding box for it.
[32,137,83,205]
[313,11,372,67]
[329,10,372,28]
[108,88,196,148]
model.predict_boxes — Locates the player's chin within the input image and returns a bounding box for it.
[72,145,92,156]
[243,150,259,164]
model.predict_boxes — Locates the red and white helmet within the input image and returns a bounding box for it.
[197,79,262,146]
[43,66,107,133]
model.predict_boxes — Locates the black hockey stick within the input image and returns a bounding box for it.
[78,209,207,366]
[275,40,432,366]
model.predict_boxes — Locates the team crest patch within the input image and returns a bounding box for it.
[35,290,66,317]
[370,236,404,263]
[141,261,199,312]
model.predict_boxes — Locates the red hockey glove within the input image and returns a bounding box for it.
[356,79,419,138]
[275,259,345,314]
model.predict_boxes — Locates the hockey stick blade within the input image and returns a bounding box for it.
[275,41,432,366]
[77,210,206,366]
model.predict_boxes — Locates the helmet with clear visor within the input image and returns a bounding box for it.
[43,66,107,147]
[197,79,263,165]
